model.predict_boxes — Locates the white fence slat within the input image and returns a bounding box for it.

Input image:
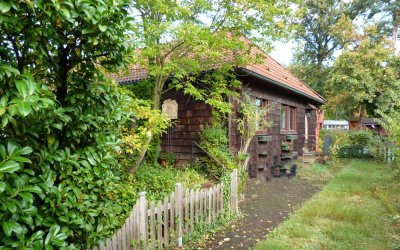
[208,188,212,224]
[199,190,204,223]
[133,204,139,250]
[139,192,147,249]
[184,188,189,235]
[106,238,112,250]
[150,201,156,248]
[230,169,238,212]
[195,190,199,223]
[175,183,183,247]
[204,189,208,223]
[112,232,117,250]
[157,200,163,249]
[190,189,194,233]
[170,192,175,235]
[220,183,224,213]
[92,169,238,250]
[164,196,169,248]
[99,241,106,250]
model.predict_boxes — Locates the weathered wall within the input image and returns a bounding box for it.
[161,78,321,177]
[160,90,212,164]
[232,77,320,178]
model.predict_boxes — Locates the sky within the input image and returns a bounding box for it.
[269,40,295,67]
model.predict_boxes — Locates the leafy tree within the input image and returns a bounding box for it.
[293,0,369,68]
[325,22,400,119]
[130,0,293,110]
[0,0,158,248]
[289,0,370,95]
[365,0,400,48]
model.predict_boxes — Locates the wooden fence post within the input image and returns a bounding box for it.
[230,169,238,213]
[138,192,147,248]
[175,183,183,247]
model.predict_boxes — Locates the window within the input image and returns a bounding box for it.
[280,106,286,130]
[280,105,297,132]
[255,98,266,131]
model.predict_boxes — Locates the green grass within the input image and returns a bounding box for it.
[255,160,400,250]
[296,158,350,186]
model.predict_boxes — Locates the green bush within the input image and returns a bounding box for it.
[349,130,373,146]
[113,165,208,204]
[337,144,372,158]
[329,129,351,145]
[0,1,140,248]
[158,151,177,165]
[198,126,238,178]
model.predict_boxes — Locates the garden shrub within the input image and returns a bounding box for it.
[0,1,170,248]
[325,129,385,160]
[112,164,207,204]
[198,126,238,178]
[349,130,373,146]
[337,144,372,158]
[329,129,351,145]
[158,151,177,165]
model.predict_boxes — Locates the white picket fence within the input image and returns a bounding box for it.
[92,169,238,250]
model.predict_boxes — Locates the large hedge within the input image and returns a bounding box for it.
[0,1,139,248]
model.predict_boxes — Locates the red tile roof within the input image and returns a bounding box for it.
[111,41,325,103]
[243,55,325,103]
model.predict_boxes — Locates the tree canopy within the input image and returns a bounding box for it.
[129,0,293,110]
[325,22,400,119]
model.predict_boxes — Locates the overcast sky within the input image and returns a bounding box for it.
[269,40,295,66]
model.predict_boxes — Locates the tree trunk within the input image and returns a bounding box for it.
[393,10,399,50]
[152,75,168,110]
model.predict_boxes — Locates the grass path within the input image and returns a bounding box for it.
[255,160,400,250]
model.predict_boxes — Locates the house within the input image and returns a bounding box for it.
[322,120,349,130]
[360,118,387,136]
[113,43,325,178]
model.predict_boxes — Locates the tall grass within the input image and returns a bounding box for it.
[256,160,400,250]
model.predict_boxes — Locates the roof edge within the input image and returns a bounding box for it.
[237,67,326,105]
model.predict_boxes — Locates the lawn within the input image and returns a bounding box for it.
[255,160,400,250]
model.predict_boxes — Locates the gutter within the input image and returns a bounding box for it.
[237,68,326,105]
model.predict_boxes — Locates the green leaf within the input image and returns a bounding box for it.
[99,24,107,32]
[19,192,34,202]
[28,230,45,243]
[5,199,17,213]
[82,28,92,34]
[18,146,33,155]
[24,186,42,194]
[0,160,20,174]
[69,218,84,225]
[7,141,18,155]
[0,181,6,193]
[45,224,60,245]
[1,114,8,128]
[22,206,38,215]
[10,155,31,163]
[0,144,6,159]
[15,79,29,99]
[51,123,63,130]
[52,232,68,246]
[2,221,23,237]
[16,100,32,117]
[0,1,11,13]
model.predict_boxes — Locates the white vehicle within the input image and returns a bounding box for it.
[322,120,349,130]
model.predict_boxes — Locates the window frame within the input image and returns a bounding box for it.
[255,97,267,132]
[280,105,297,133]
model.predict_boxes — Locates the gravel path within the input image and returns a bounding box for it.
[196,174,319,249]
